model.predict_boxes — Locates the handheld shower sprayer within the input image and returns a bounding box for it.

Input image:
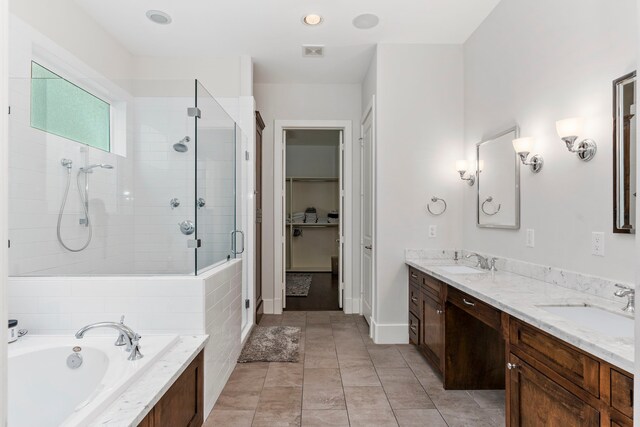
[57,159,114,252]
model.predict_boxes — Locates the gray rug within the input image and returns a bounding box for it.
[238,326,301,363]
[286,273,312,297]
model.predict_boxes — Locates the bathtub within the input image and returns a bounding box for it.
[8,334,179,427]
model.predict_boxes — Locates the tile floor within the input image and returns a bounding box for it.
[205,311,505,426]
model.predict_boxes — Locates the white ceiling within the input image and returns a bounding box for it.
[75,0,501,84]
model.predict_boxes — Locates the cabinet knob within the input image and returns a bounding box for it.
[410,325,418,332]
[411,297,418,303]
[507,362,520,370]
[411,273,418,279]
[436,309,443,315]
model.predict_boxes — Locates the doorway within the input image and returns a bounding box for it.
[361,98,375,327]
[273,121,352,314]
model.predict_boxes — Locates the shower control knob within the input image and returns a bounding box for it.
[197,198,206,208]
[170,198,180,209]
[179,220,195,235]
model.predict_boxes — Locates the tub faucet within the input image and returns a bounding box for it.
[75,321,143,360]
[614,284,635,314]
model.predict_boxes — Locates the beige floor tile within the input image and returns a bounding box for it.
[301,410,349,426]
[257,387,303,412]
[438,405,496,427]
[302,387,347,410]
[204,409,255,427]
[376,368,421,386]
[343,386,392,410]
[383,382,435,410]
[368,347,408,368]
[347,408,399,427]
[214,389,262,410]
[252,410,301,427]
[303,368,342,389]
[393,409,447,427]
[340,366,381,386]
[337,354,374,368]
[469,390,506,409]
[304,353,339,369]
[264,363,304,388]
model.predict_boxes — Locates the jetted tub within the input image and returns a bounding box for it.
[8,334,178,427]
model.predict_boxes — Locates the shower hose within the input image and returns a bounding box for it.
[57,168,92,252]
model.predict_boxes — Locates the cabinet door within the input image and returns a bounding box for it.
[508,354,600,427]
[421,293,443,371]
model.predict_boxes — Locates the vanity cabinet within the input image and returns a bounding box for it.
[138,350,204,427]
[407,266,634,426]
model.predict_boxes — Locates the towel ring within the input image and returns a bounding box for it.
[427,197,447,216]
[481,196,501,216]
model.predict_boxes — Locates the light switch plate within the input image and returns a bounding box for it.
[428,225,437,238]
[526,229,535,248]
[592,232,605,256]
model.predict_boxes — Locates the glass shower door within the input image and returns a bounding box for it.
[194,80,237,273]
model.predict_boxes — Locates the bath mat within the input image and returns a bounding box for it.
[238,326,301,363]
[286,273,312,297]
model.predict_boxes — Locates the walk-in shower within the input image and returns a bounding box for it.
[56,159,114,252]
[8,77,242,276]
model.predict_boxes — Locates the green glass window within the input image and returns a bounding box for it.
[30,61,111,152]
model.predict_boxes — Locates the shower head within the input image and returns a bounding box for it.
[173,136,190,152]
[80,164,114,173]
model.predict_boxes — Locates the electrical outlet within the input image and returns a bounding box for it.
[428,225,437,238]
[526,229,535,248]
[592,232,605,256]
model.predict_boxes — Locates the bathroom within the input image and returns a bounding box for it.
[0,0,639,426]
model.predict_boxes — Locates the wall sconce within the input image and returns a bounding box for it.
[456,160,475,186]
[555,117,597,161]
[512,137,544,173]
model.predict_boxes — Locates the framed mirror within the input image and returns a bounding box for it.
[613,71,636,234]
[476,126,520,229]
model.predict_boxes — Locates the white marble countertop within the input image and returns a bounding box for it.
[90,335,208,427]
[406,259,634,373]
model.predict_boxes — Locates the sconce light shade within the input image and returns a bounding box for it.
[555,117,596,161]
[512,137,536,154]
[555,117,584,138]
[456,160,469,173]
[512,137,544,173]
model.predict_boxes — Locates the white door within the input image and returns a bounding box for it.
[281,129,287,309]
[361,101,375,325]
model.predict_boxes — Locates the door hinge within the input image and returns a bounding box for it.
[7,240,10,248]
[187,239,202,248]
[245,299,251,309]
[187,107,201,118]
[8,106,11,115]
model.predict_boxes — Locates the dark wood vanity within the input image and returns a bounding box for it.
[138,350,204,427]
[408,266,634,426]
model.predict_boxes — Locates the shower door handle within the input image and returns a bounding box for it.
[231,230,245,255]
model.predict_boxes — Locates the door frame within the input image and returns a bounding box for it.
[273,120,353,314]
[360,97,376,334]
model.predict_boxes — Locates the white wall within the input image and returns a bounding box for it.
[374,44,464,341]
[463,0,637,283]
[0,0,8,423]
[253,83,362,313]
[10,0,133,81]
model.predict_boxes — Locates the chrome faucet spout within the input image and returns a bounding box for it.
[614,284,635,314]
[465,252,490,270]
[75,320,143,360]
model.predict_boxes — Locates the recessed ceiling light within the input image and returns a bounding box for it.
[146,10,172,25]
[303,14,323,26]
[353,13,379,30]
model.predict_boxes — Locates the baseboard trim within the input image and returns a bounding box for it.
[371,319,409,344]
[263,298,274,314]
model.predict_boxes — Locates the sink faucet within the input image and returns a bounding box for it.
[614,284,635,314]
[75,320,143,360]
[465,252,495,270]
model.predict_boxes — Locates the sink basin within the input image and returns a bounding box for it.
[539,305,634,338]
[438,265,485,274]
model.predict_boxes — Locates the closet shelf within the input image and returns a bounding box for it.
[286,177,339,182]
[287,223,339,227]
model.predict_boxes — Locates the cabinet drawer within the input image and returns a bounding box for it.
[509,319,600,398]
[409,267,421,285]
[422,274,443,300]
[409,312,420,345]
[409,284,421,317]
[611,369,634,418]
[447,287,500,330]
